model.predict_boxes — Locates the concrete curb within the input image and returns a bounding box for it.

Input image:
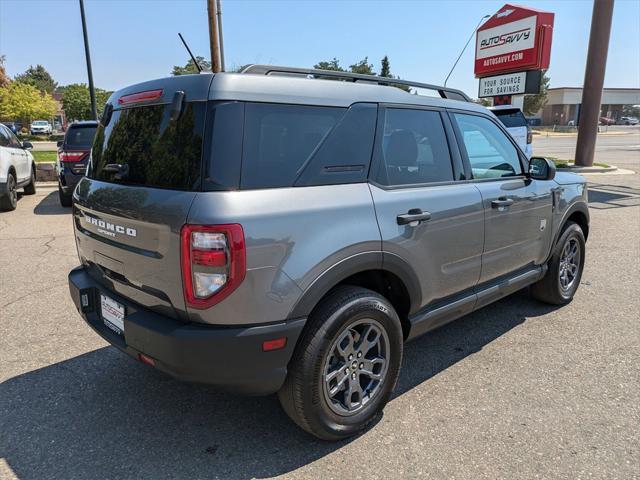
[557,165,618,173]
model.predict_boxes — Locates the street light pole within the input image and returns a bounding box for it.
[575,0,615,166]
[78,0,97,120]
[444,14,490,87]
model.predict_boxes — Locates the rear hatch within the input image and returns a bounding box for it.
[60,123,98,174]
[491,108,529,151]
[73,74,213,320]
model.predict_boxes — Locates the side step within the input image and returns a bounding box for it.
[406,265,546,341]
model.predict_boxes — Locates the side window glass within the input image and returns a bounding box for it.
[0,127,10,148]
[241,103,343,189]
[6,128,22,148]
[375,108,453,186]
[294,103,377,187]
[453,113,522,179]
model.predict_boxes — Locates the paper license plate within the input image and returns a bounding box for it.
[101,294,125,335]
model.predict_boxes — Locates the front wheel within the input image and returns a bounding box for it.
[278,286,403,441]
[531,221,585,305]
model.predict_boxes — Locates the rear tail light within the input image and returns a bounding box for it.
[180,224,246,309]
[59,151,88,162]
[526,126,533,144]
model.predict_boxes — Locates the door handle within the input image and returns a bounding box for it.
[491,197,514,209]
[397,208,432,226]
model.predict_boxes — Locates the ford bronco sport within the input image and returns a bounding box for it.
[68,65,589,440]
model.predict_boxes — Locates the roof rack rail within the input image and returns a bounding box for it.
[240,64,471,102]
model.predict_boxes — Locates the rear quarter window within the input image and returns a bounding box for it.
[241,103,344,189]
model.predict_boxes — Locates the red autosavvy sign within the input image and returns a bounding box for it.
[475,4,554,77]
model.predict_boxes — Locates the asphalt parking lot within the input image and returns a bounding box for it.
[1,141,639,479]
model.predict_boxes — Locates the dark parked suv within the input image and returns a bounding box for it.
[68,66,589,440]
[57,121,98,206]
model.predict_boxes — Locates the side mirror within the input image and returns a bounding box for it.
[57,140,63,148]
[528,157,556,181]
[22,141,33,150]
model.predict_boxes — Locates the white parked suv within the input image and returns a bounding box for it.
[489,106,533,158]
[30,120,53,135]
[0,123,36,211]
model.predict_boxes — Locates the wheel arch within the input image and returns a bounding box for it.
[288,252,421,339]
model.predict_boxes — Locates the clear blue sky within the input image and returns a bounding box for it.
[1,0,639,97]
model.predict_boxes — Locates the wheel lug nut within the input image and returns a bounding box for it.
[344,369,349,375]
[359,363,364,369]
[351,373,356,380]
[348,354,353,361]
[357,352,362,358]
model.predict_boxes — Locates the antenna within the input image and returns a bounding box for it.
[178,32,202,73]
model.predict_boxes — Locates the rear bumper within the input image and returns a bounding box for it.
[68,266,306,395]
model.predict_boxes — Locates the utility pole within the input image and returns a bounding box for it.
[207,0,221,72]
[216,0,225,71]
[575,0,615,166]
[79,0,97,120]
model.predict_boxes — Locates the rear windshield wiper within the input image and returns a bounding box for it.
[103,163,130,180]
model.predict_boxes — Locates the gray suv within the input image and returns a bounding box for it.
[68,65,589,440]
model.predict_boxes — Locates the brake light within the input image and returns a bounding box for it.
[527,126,533,144]
[59,151,88,162]
[180,224,246,309]
[118,89,163,105]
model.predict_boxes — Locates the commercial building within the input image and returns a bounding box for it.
[538,87,640,125]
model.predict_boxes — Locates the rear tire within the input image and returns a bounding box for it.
[0,172,18,211]
[23,167,36,195]
[58,184,72,207]
[531,221,585,305]
[278,286,403,441]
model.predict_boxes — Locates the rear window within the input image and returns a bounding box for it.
[492,109,528,128]
[65,125,97,148]
[89,102,206,190]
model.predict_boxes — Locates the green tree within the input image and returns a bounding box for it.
[0,82,57,123]
[523,71,550,116]
[380,56,391,78]
[171,57,211,75]
[0,55,10,88]
[14,64,57,94]
[61,83,112,121]
[474,98,492,107]
[314,58,345,72]
[349,57,375,75]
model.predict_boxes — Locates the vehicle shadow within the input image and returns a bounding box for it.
[33,190,71,215]
[1,290,558,480]
[587,183,640,210]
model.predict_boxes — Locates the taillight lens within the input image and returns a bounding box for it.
[59,151,88,162]
[180,224,246,309]
[118,89,163,105]
[526,126,533,144]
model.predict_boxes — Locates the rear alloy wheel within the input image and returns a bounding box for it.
[531,221,585,305]
[322,319,390,416]
[278,286,403,440]
[0,173,18,211]
[23,167,36,195]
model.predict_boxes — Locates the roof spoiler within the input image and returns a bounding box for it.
[240,64,471,102]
